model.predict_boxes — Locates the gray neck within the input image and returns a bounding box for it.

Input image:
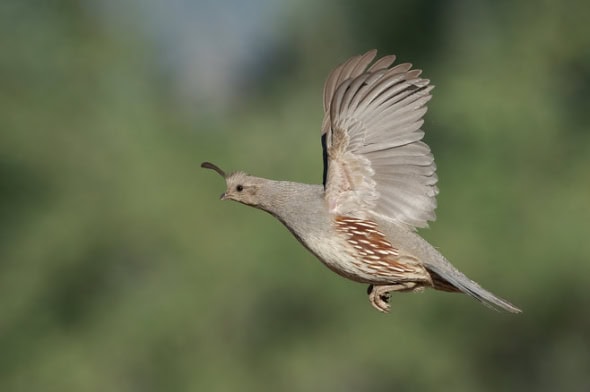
[254,179,326,238]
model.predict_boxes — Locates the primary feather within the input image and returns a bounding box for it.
[322,50,438,229]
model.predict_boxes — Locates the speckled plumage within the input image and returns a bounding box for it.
[202,51,521,313]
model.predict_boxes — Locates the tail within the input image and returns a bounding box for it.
[426,265,522,313]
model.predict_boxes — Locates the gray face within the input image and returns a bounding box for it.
[201,162,261,207]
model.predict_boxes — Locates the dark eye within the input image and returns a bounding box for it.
[236,185,243,192]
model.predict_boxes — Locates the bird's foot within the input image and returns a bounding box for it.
[367,283,420,313]
[368,284,392,312]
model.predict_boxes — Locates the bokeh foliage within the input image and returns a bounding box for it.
[1,1,589,391]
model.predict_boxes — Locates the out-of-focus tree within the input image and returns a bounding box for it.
[1,0,589,391]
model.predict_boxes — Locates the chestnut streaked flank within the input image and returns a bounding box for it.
[202,50,521,313]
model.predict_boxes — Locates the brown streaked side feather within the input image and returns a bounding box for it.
[335,216,431,284]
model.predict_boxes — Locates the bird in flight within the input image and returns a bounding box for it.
[202,50,521,313]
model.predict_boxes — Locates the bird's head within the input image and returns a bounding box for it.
[201,161,264,207]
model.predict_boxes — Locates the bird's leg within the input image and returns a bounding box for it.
[367,283,421,313]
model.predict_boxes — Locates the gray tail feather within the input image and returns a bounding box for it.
[427,266,522,313]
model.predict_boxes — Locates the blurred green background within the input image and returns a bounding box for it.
[2,0,590,391]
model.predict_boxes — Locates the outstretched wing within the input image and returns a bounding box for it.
[322,50,437,229]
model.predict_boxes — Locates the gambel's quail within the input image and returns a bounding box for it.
[202,50,521,313]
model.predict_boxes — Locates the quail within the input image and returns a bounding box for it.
[202,50,521,313]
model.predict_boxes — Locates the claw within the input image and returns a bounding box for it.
[369,286,392,313]
[367,283,422,313]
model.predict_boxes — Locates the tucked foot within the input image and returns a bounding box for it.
[367,283,421,313]
[368,284,394,313]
